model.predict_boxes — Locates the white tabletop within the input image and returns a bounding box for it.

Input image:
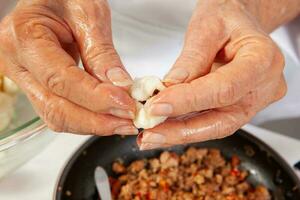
[0,124,299,200]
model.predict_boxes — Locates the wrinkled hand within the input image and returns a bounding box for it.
[138,0,287,150]
[0,0,138,135]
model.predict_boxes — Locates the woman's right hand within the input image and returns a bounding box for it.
[0,0,138,135]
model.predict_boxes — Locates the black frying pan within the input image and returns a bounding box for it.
[54,129,300,200]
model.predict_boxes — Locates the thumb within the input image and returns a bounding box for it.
[63,0,132,87]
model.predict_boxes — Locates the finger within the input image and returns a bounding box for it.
[148,39,279,117]
[139,106,248,150]
[63,0,132,87]
[163,6,228,85]
[5,65,138,136]
[138,76,285,150]
[18,35,135,119]
[273,75,287,101]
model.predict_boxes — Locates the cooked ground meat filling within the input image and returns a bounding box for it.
[110,147,271,200]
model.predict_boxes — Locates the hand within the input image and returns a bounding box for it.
[0,0,138,135]
[138,0,289,150]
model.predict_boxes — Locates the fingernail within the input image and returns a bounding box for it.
[114,125,138,135]
[109,108,135,119]
[163,68,189,84]
[141,131,166,144]
[106,67,133,87]
[149,103,173,116]
[140,143,163,151]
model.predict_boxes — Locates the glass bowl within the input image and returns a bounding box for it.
[0,93,54,179]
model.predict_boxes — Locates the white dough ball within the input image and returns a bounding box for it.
[131,76,165,102]
[133,101,167,129]
[131,76,167,129]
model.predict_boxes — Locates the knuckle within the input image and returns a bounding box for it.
[272,47,285,70]
[261,35,284,58]
[259,36,285,69]
[239,34,274,64]
[45,69,69,96]
[10,12,32,39]
[215,124,236,139]
[43,98,66,132]
[255,37,275,64]
[87,43,114,57]
[85,44,120,69]
[241,35,285,78]
[259,35,274,47]
[215,77,237,106]
[274,77,287,101]
[180,49,209,67]
[186,83,201,111]
[213,113,240,140]
[10,9,58,43]
[96,83,111,93]
[180,120,193,144]
[92,83,112,98]
[212,119,223,139]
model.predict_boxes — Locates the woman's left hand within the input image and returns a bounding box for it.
[138,0,287,150]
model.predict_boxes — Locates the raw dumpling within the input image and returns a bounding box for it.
[131,76,165,102]
[133,101,167,129]
[131,76,167,129]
